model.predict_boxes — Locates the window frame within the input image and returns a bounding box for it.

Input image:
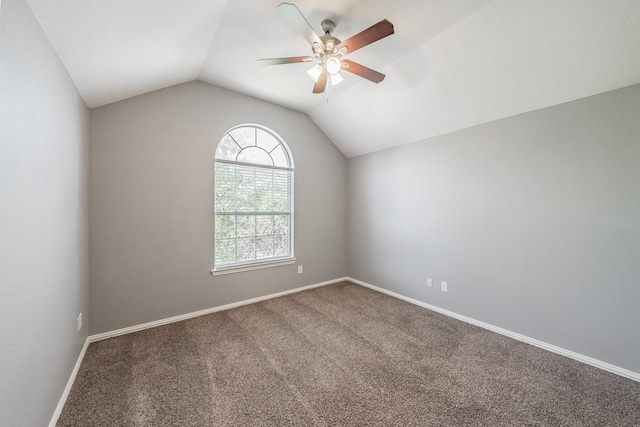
[211,124,295,276]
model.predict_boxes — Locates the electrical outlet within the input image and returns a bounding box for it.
[76,313,82,332]
[427,278,433,288]
[298,265,303,274]
[441,281,448,292]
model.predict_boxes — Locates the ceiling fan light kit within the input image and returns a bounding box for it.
[325,56,341,75]
[306,64,323,82]
[257,3,394,94]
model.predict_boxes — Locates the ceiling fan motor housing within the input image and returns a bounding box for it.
[319,20,342,54]
[320,35,341,53]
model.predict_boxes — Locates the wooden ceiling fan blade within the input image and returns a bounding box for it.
[312,70,328,93]
[336,19,394,54]
[278,3,323,48]
[341,59,385,83]
[257,56,315,66]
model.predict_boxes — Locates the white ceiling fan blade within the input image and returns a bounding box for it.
[278,3,323,48]
[257,56,315,66]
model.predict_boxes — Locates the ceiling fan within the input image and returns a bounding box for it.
[257,3,394,94]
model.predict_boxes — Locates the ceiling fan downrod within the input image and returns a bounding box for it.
[319,20,342,55]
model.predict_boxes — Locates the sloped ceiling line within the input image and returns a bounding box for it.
[26,0,640,158]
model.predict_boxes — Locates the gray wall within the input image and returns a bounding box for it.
[0,0,90,425]
[347,84,640,373]
[90,81,347,334]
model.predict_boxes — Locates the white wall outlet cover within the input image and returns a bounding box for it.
[298,265,303,274]
[427,278,433,287]
[77,313,83,332]
[441,281,448,292]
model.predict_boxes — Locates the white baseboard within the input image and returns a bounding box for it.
[347,276,640,383]
[89,277,347,343]
[51,274,636,427]
[48,337,90,427]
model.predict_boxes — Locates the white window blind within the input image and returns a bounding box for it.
[213,125,294,271]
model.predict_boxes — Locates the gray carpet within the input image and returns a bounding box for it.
[58,281,640,426]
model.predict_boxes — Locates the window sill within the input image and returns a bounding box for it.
[211,258,297,276]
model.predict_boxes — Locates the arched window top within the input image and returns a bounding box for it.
[216,124,293,169]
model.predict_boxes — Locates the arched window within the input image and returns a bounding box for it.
[213,124,294,274]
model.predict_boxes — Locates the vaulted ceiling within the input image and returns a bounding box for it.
[26,0,640,157]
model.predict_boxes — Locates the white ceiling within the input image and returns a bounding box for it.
[27,0,640,157]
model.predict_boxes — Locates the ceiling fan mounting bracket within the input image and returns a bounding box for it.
[321,19,336,36]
